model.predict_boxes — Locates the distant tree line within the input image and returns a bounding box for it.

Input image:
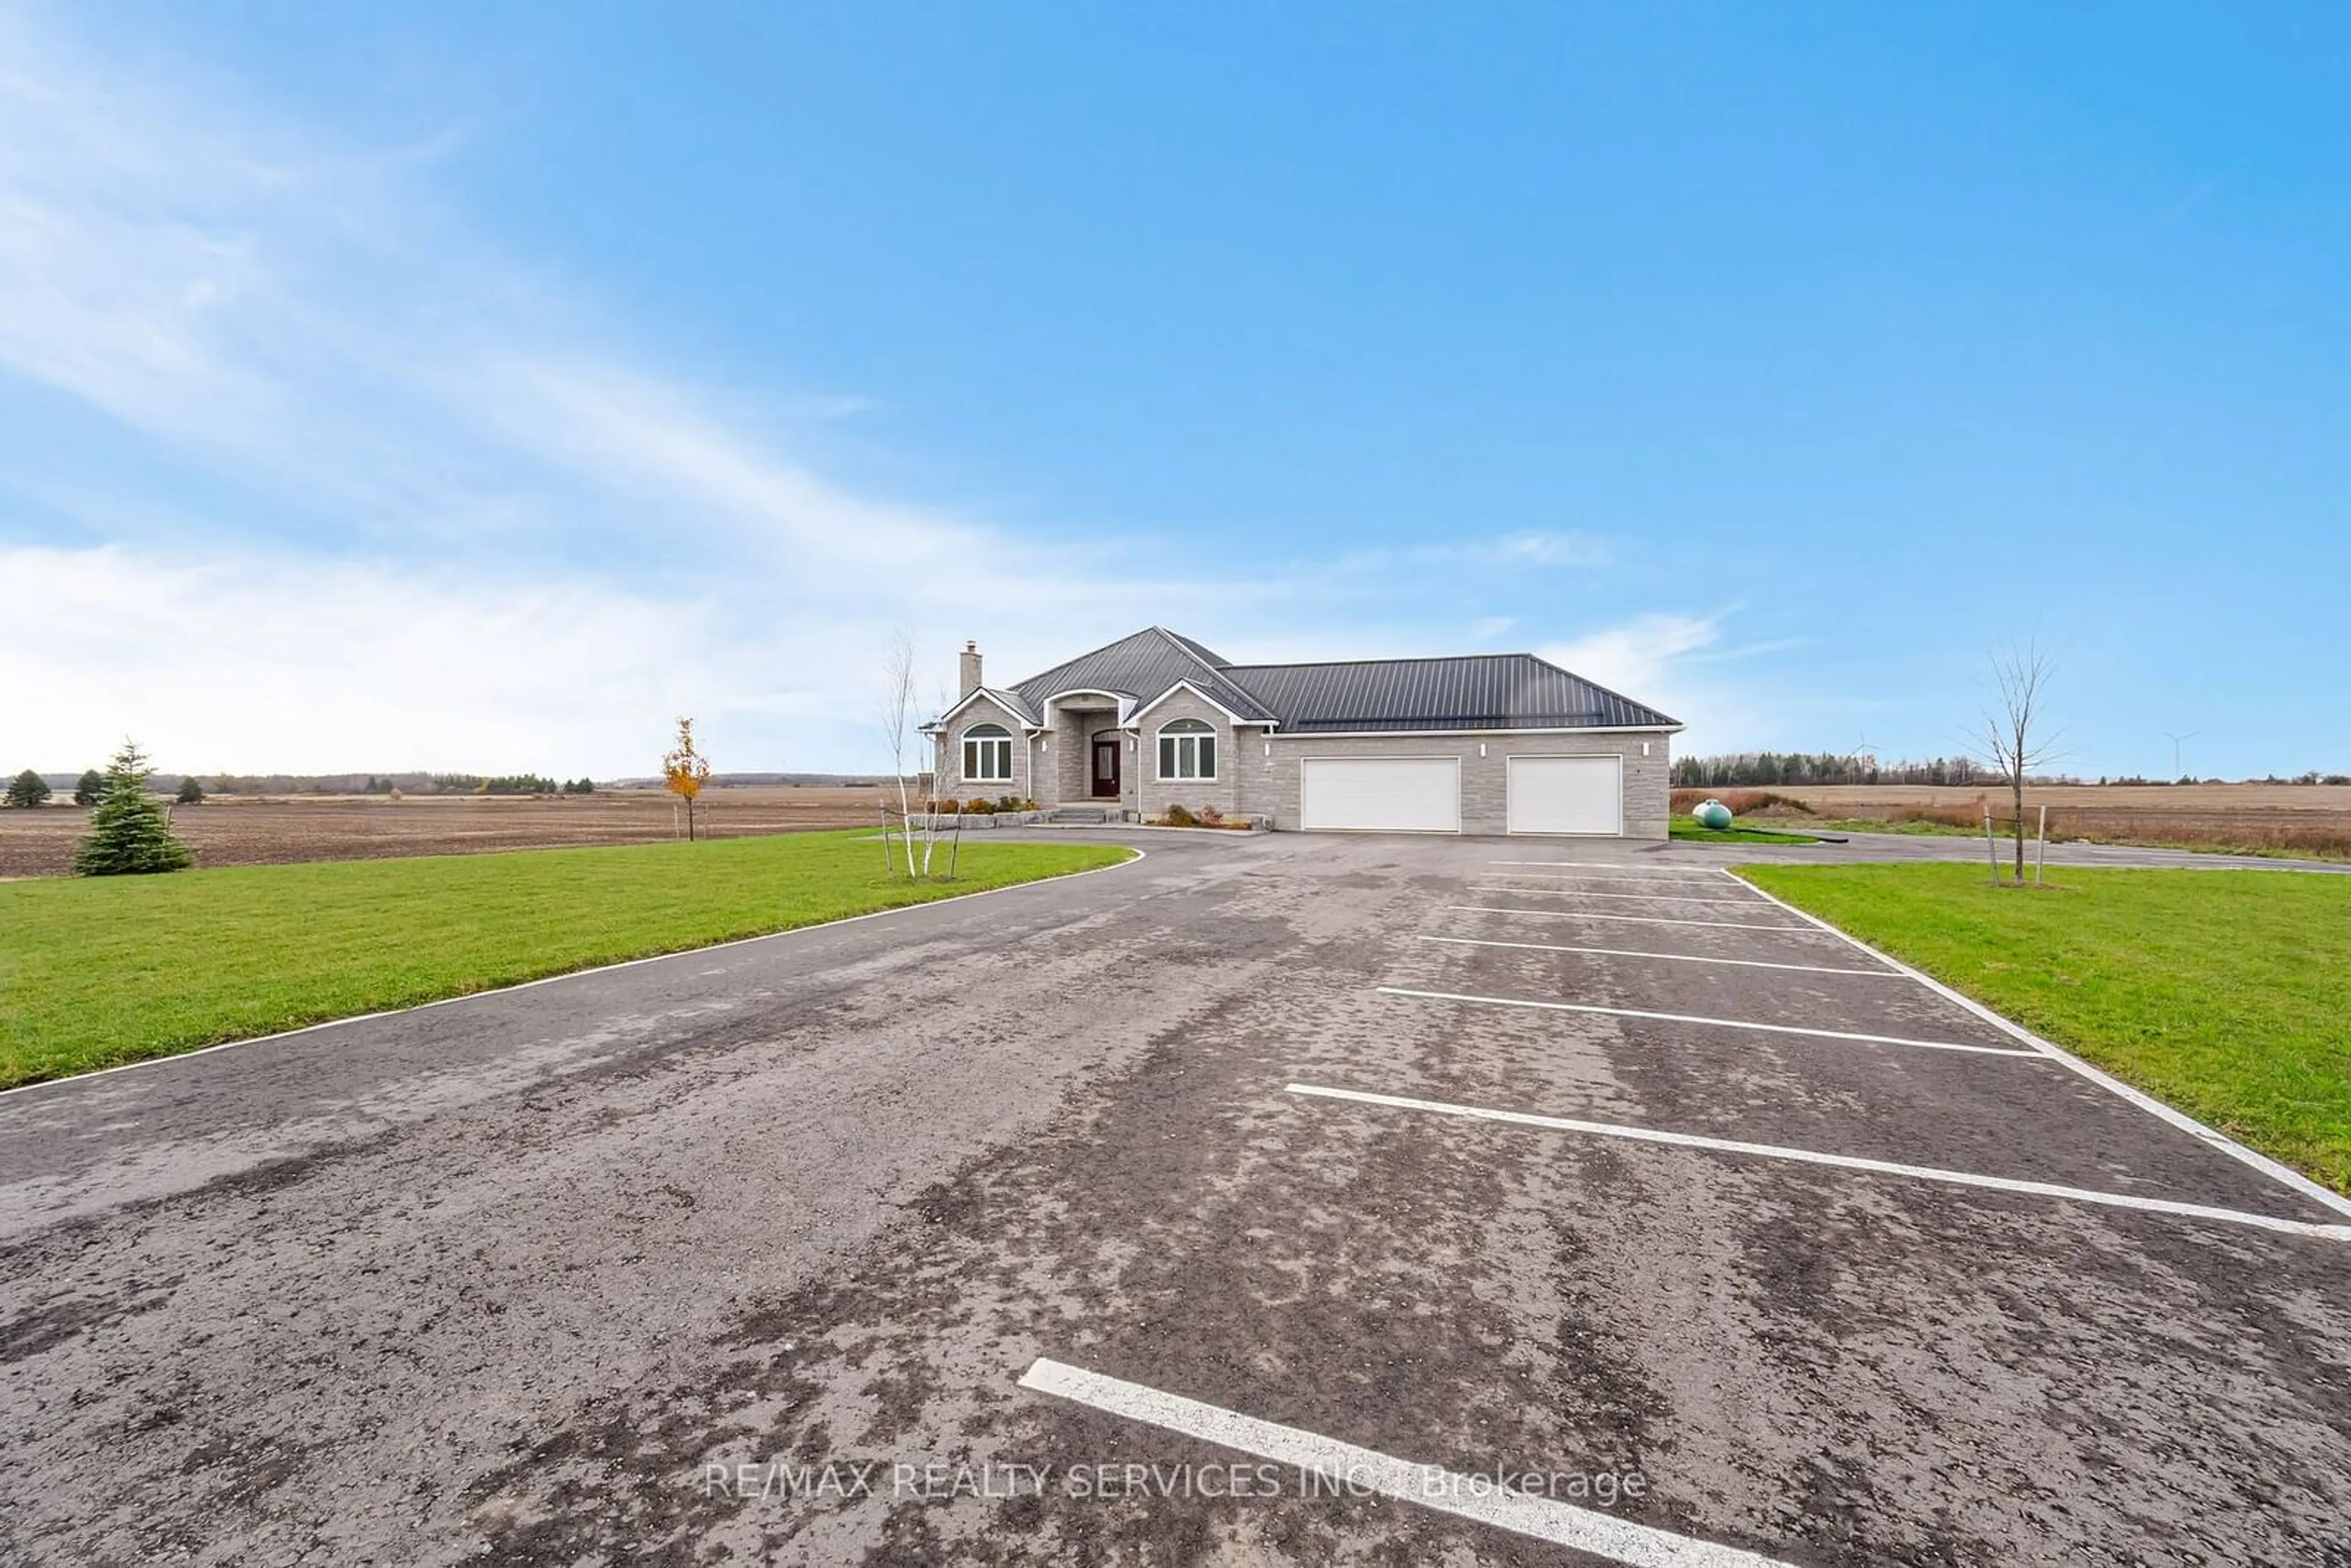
[430,774,598,795]
[8,763,206,808]
[1672,752,1997,788]
[1673,752,2351,789]
[168,772,603,795]
[7,768,607,801]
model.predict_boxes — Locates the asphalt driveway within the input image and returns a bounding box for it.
[3,833,2347,1566]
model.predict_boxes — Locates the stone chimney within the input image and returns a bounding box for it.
[958,640,983,697]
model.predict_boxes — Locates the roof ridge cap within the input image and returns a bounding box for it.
[1148,625,1225,668]
[1224,650,1533,670]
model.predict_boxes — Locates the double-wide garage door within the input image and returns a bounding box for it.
[1297,753,1625,835]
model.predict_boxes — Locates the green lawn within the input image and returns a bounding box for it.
[1810,817,1983,838]
[1670,816,1821,845]
[0,831,1130,1089]
[1739,862,2351,1195]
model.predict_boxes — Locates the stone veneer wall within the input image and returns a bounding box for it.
[1133,689,1245,822]
[932,694,1033,804]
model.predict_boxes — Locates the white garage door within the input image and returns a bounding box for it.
[1299,757,1461,833]
[1507,755,1624,836]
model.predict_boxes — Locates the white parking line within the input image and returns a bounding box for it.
[1449,905,1823,935]
[1468,885,1776,908]
[1379,986,2044,1057]
[1284,1085,2351,1243]
[1723,870,2351,1223]
[1019,1357,1796,1567]
[1489,861,1729,880]
[1415,934,1904,978]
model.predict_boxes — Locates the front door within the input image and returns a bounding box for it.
[1091,737,1121,799]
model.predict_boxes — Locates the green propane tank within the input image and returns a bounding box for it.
[1693,798,1734,830]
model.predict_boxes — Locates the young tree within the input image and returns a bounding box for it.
[5,769,50,808]
[73,741,193,875]
[1976,641,2059,883]
[881,632,920,876]
[662,717,713,840]
[880,631,953,876]
[176,776,206,805]
[73,768,105,806]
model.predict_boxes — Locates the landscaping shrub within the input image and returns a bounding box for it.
[1198,805,1224,827]
[1163,803,1199,827]
[995,795,1024,813]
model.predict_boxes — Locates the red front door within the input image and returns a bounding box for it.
[1091,737,1121,799]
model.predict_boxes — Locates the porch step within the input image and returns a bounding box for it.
[1046,806,1122,824]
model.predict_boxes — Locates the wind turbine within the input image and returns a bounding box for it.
[2162,730,2200,780]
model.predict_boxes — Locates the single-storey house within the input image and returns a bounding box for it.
[923,626,1681,836]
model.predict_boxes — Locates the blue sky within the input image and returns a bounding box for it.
[2,2,2344,778]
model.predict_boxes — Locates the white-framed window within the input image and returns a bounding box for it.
[1156,718,1217,781]
[962,723,1013,784]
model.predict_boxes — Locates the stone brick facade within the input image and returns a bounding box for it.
[932,694,1034,805]
[1133,688,1250,822]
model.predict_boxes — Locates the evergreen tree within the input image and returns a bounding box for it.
[176,776,206,805]
[5,769,50,808]
[72,741,193,876]
[73,768,105,806]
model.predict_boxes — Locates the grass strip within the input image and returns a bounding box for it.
[1741,862,2351,1195]
[0,831,1130,1088]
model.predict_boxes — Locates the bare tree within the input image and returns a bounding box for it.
[880,631,946,877]
[1976,642,2060,883]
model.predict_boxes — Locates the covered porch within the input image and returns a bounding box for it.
[1040,693,1137,815]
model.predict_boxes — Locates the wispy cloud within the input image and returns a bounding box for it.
[0,11,1308,767]
[2155,178,2222,228]
[1440,530,1610,568]
[1539,611,1725,694]
[1333,528,1610,576]
[0,11,1758,774]
[1534,610,1797,751]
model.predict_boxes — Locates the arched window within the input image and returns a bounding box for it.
[962,723,1013,784]
[1157,718,1217,781]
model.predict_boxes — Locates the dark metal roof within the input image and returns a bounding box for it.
[1222,653,1678,732]
[1009,627,1275,722]
[967,628,1679,733]
[1160,629,1234,669]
